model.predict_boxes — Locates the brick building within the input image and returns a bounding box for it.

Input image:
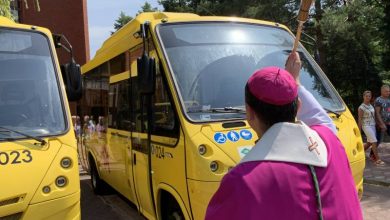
[10,0,90,113]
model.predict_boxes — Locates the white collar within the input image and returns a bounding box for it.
[240,121,328,167]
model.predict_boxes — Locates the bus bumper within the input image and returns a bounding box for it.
[350,158,365,200]
[187,179,221,220]
[22,191,80,220]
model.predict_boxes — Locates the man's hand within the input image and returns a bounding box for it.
[285,52,301,84]
[380,123,387,131]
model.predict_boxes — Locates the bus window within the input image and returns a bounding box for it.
[152,64,178,137]
[158,23,344,122]
[82,62,109,136]
[131,77,148,133]
[108,80,131,130]
[0,30,66,136]
[109,53,127,75]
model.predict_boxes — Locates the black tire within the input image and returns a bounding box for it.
[167,210,184,220]
[89,159,107,195]
[161,193,185,220]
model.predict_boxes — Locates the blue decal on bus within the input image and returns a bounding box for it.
[227,131,240,142]
[214,133,227,144]
[240,130,253,140]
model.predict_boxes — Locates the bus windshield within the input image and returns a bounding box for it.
[0,29,66,139]
[158,22,344,122]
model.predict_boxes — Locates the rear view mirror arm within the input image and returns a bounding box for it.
[53,34,74,61]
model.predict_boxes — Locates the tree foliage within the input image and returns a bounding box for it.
[113,11,133,32]
[159,0,298,23]
[138,1,158,15]
[0,0,13,20]
[113,1,158,33]
[159,0,389,116]
[319,1,384,112]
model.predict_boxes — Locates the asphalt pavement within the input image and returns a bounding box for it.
[80,179,144,220]
[364,142,390,186]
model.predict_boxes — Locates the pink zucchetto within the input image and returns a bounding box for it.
[247,66,298,105]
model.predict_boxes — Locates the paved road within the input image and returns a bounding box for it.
[364,142,390,186]
[361,183,390,220]
[81,176,390,220]
[80,178,144,220]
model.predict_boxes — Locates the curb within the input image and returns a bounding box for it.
[364,179,390,188]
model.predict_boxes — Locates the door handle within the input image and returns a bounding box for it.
[133,153,136,165]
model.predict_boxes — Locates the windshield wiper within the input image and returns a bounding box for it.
[0,126,46,145]
[188,106,246,113]
[323,108,341,118]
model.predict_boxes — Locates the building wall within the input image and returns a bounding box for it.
[18,0,90,115]
[19,0,90,65]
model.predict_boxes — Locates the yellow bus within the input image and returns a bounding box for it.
[80,12,365,220]
[0,17,82,219]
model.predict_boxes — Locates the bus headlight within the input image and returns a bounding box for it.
[210,161,219,172]
[60,157,72,168]
[56,176,68,187]
[42,186,51,194]
[198,145,207,155]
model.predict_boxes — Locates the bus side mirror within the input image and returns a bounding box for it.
[53,33,83,101]
[61,59,82,101]
[137,54,156,95]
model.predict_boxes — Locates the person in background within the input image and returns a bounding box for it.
[74,116,81,140]
[373,85,390,157]
[88,115,96,134]
[83,115,90,137]
[205,52,362,220]
[358,91,383,165]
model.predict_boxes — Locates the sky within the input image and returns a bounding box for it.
[87,0,162,58]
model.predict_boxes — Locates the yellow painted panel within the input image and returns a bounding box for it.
[109,71,130,84]
[23,191,80,220]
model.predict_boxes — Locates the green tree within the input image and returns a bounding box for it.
[138,1,158,15]
[113,2,159,33]
[379,0,390,83]
[159,0,298,24]
[158,0,193,13]
[0,0,13,20]
[113,11,133,32]
[319,0,384,114]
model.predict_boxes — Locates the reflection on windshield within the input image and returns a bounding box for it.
[158,23,344,122]
[0,29,66,138]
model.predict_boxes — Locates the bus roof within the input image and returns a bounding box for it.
[82,12,289,74]
[0,16,52,37]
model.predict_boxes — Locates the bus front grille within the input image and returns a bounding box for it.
[0,212,23,220]
[0,197,20,207]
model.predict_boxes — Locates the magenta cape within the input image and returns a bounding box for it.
[205,125,363,220]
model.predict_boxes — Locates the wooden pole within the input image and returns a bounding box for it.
[293,0,313,52]
[292,21,304,53]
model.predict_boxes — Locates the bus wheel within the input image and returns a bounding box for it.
[169,211,184,220]
[161,192,184,220]
[89,159,106,194]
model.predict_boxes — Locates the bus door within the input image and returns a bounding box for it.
[130,65,156,218]
[128,42,156,219]
[106,77,136,200]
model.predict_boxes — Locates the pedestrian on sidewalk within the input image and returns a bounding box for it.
[374,85,390,153]
[205,52,362,220]
[358,90,384,165]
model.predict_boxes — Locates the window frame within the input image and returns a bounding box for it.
[155,21,346,124]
